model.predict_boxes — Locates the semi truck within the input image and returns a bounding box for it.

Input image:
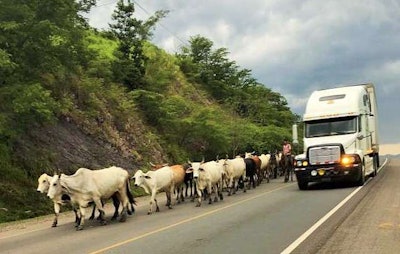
[294,83,379,190]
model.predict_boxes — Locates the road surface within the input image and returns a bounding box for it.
[0,157,396,254]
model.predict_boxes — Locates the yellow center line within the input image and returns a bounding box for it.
[89,183,295,254]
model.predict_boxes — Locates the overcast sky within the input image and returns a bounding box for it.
[87,0,400,145]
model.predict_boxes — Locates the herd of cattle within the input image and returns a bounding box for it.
[36,152,293,230]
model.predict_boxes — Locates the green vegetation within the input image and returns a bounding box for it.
[0,0,300,223]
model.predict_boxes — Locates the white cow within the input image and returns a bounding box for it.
[37,173,79,227]
[47,166,131,230]
[37,173,123,227]
[149,163,186,204]
[259,153,272,182]
[220,157,246,196]
[132,167,175,214]
[187,160,225,207]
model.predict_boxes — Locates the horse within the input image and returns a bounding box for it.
[268,152,279,179]
[281,153,294,182]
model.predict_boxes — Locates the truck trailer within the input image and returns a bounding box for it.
[294,83,379,190]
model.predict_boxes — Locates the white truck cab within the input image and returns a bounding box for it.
[294,83,379,190]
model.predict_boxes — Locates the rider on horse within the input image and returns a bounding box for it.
[282,139,293,182]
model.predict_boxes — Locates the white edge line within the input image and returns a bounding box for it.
[281,156,388,254]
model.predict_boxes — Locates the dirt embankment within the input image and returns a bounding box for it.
[13,116,166,174]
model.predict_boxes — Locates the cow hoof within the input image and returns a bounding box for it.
[214,197,218,202]
[196,203,201,207]
[119,216,127,223]
[76,226,84,231]
[51,223,57,228]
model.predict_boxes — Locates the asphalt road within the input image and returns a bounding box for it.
[294,156,400,254]
[0,157,394,254]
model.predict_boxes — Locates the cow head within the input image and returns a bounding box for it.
[131,170,151,187]
[47,174,62,200]
[188,162,205,179]
[37,173,51,193]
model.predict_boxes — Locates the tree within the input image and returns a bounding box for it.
[0,0,95,84]
[110,0,168,90]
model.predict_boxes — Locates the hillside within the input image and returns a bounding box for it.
[0,1,297,223]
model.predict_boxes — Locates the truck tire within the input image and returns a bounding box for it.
[371,154,378,177]
[297,179,308,190]
[356,161,365,186]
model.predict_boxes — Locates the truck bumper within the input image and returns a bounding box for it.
[294,164,362,183]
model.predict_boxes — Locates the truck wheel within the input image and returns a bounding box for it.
[356,161,365,186]
[297,179,308,190]
[371,155,378,177]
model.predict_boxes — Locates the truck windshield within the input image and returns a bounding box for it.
[305,116,358,138]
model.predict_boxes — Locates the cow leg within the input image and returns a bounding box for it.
[73,207,79,225]
[195,186,202,207]
[213,184,218,203]
[219,181,224,201]
[148,190,157,214]
[184,182,189,197]
[52,203,60,227]
[93,198,107,226]
[166,189,173,209]
[114,190,128,222]
[232,180,237,195]
[75,209,82,228]
[228,177,234,196]
[180,186,185,203]
[89,204,96,220]
[76,207,87,231]
[111,195,120,220]
[208,184,213,204]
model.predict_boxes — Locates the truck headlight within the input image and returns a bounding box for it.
[296,160,308,167]
[341,155,360,165]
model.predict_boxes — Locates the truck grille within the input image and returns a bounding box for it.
[309,146,341,165]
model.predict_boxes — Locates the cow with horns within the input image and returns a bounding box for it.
[47,166,133,230]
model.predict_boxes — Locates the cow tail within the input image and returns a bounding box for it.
[126,179,137,206]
